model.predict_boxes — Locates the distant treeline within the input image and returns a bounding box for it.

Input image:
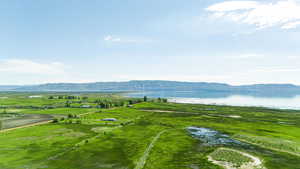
[0,95,167,110]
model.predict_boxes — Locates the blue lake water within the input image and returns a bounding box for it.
[126,91,300,110]
[187,127,244,146]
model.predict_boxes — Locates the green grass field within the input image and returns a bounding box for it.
[1,93,300,169]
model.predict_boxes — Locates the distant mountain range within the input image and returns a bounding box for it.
[1,80,300,97]
[0,85,21,91]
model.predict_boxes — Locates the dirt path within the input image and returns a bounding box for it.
[228,148,263,167]
[208,148,265,169]
[141,109,200,115]
[141,109,241,119]
[134,130,167,169]
[77,111,96,117]
[46,113,144,163]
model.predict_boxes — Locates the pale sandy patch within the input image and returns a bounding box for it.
[228,115,241,118]
[208,148,266,169]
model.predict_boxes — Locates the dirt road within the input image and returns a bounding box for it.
[134,130,167,169]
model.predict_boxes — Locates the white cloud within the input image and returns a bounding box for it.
[207,1,259,11]
[287,55,300,59]
[117,74,232,83]
[206,0,300,29]
[281,21,300,29]
[103,35,152,43]
[104,35,122,42]
[229,53,264,59]
[0,59,66,75]
[0,59,99,85]
[255,67,300,72]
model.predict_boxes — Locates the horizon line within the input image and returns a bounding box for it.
[0,80,299,87]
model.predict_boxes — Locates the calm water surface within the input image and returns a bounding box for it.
[169,95,300,110]
[127,91,300,110]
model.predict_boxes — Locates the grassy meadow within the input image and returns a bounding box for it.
[0,92,300,169]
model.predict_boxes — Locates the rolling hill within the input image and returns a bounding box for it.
[1,80,300,97]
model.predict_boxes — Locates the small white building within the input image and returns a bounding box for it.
[28,95,43,98]
[81,105,92,108]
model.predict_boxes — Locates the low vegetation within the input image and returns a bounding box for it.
[234,134,300,156]
[0,92,300,169]
[209,148,252,168]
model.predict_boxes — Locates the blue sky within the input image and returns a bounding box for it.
[1,0,300,85]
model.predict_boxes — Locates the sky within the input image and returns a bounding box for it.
[1,0,300,85]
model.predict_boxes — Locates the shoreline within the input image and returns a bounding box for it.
[168,97,300,111]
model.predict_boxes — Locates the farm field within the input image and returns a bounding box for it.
[0,92,300,169]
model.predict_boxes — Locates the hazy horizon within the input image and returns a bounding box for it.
[2,79,300,86]
[1,0,300,85]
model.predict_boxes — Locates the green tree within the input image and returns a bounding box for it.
[143,96,148,102]
[157,97,162,102]
[128,100,133,105]
[52,118,58,123]
[99,102,106,108]
[65,101,71,107]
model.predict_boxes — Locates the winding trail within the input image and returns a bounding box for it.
[134,130,167,169]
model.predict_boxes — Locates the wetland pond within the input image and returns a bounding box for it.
[187,127,245,146]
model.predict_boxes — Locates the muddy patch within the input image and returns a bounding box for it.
[1,114,53,130]
[0,113,24,121]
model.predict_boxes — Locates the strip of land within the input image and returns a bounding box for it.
[236,137,300,157]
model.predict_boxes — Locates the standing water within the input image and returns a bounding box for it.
[187,127,244,146]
